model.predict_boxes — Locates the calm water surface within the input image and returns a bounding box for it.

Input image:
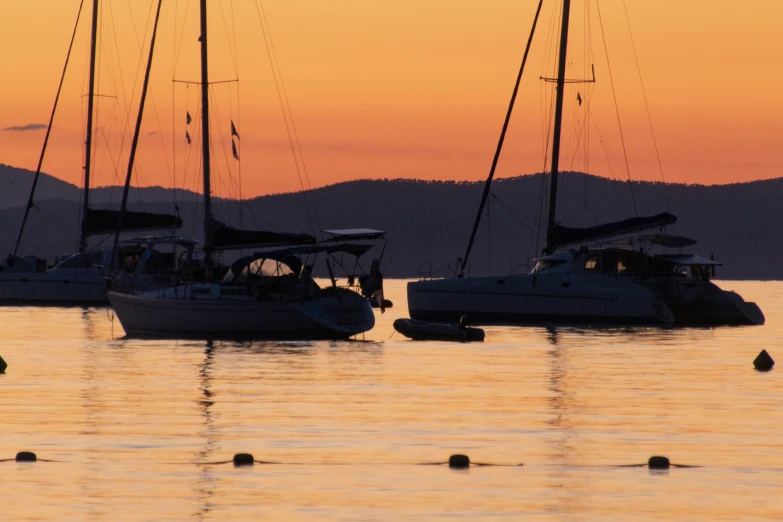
[1,280,782,521]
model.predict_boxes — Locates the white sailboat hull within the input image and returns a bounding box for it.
[0,271,108,305]
[108,287,376,339]
[408,274,674,325]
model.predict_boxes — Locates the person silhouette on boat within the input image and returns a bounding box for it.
[360,258,385,313]
[297,264,314,303]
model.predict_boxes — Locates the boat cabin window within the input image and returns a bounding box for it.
[584,255,598,270]
[532,259,566,272]
[223,258,296,285]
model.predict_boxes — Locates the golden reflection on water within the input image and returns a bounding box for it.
[0,281,782,520]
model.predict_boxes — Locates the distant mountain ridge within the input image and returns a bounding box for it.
[1,163,782,279]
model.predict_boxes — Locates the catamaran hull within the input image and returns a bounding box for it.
[644,282,765,326]
[0,273,108,305]
[107,290,375,339]
[407,275,675,326]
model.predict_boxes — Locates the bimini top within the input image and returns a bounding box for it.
[322,228,386,240]
[228,242,378,279]
[550,213,677,248]
[656,254,721,266]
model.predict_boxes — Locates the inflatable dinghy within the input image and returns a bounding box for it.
[393,317,484,342]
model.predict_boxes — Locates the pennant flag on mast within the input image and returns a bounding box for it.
[231,120,240,140]
[185,130,191,144]
[232,140,239,160]
[577,92,582,106]
[186,112,192,125]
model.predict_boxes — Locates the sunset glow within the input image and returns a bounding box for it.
[1,0,782,197]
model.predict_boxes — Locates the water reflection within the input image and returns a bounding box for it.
[1,281,781,520]
[196,342,216,520]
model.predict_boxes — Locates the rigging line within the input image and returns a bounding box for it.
[596,0,637,216]
[208,88,236,201]
[172,0,179,207]
[36,207,78,230]
[111,0,164,265]
[489,191,546,235]
[486,197,492,276]
[459,0,543,278]
[172,0,191,77]
[213,86,243,204]
[121,0,173,194]
[622,0,671,210]
[229,0,243,226]
[218,0,238,72]
[257,0,322,233]
[104,0,154,197]
[123,0,176,197]
[253,0,316,236]
[14,0,86,256]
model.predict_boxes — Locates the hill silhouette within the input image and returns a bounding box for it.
[0,163,780,279]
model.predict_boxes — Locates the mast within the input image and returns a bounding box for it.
[459,0,543,278]
[14,0,85,257]
[545,0,572,254]
[199,0,213,266]
[79,0,99,253]
[111,0,164,261]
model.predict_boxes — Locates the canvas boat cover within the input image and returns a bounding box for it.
[84,209,182,236]
[323,228,386,240]
[549,213,677,248]
[207,218,315,251]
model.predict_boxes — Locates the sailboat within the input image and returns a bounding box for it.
[407,0,764,326]
[107,0,380,339]
[0,0,184,305]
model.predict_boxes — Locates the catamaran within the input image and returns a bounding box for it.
[407,0,763,326]
[108,0,382,339]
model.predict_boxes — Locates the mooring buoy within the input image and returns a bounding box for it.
[753,350,775,371]
[0,355,7,373]
[648,456,670,469]
[448,454,471,469]
[15,452,37,463]
[233,453,254,467]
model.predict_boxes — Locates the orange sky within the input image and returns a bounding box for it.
[1,0,781,198]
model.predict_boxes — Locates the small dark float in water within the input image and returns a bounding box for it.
[233,453,255,467]
[753,350,775,371]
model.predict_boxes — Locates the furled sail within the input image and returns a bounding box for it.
[84,208,182,236]
[549,212,677,248]
[208,218,315,251]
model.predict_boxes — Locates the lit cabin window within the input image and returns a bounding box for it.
[584,256,598,270]
[533,259,566,272]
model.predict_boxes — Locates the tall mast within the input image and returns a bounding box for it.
[79,0,99,253]
[111,0,164,261]
[545,0,571,254]
[458,0,543,278]
[199,0,213,263]
[14,0,85,256]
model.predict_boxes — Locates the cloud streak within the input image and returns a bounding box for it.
[4,123,47,132]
